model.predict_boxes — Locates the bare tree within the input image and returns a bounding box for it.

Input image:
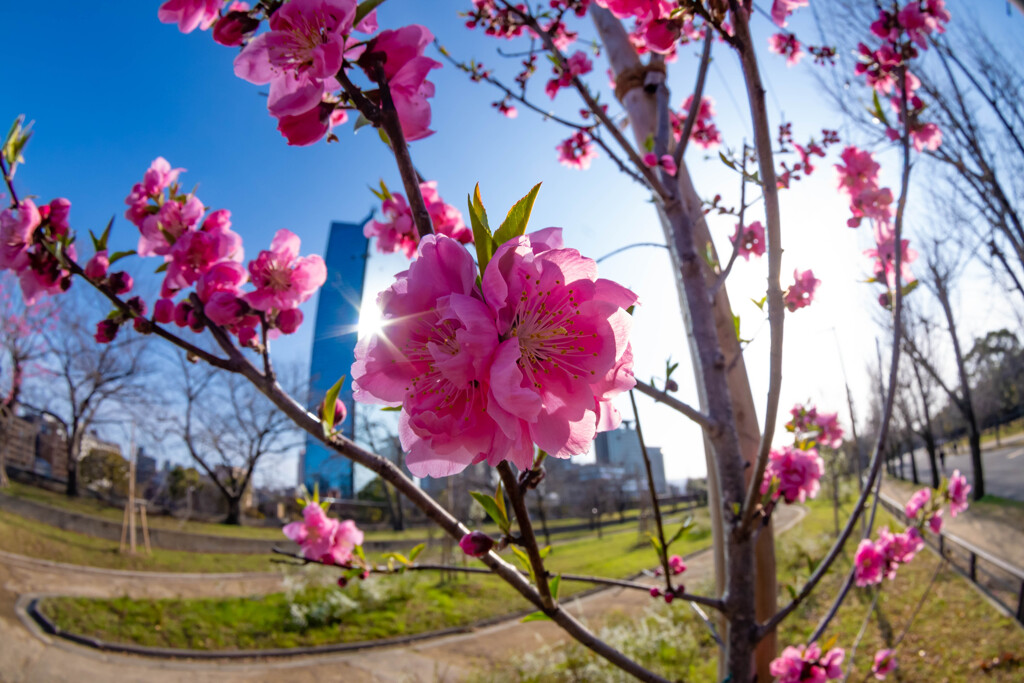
[901,242,985,499]
[42,304,151,497]
[0,273,55,486]
[358,411,405,531]
[177,354,301,525]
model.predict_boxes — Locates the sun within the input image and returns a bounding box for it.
[356,301,385,339]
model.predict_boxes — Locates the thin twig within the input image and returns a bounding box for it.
[710,142,747,300]
[630,390,673,593]
[0,155,20,206]
[498,461,555,610]
[596,242,669,263]
[672,30,715,168]
[632,379,716,432]
[842,590,880,682]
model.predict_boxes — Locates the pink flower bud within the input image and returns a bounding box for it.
[337,576,348,588]
[212,6,258,47]
[458,531,495,558]
[47,198,72,237]
[174,301,191,327]
[663,592,674,604]
[360,570,370,580]
[318,397,347,426]
[153,298,175,324]
[94,319,119,344]
[108,271,133,295]
[276,307,303,334]
[84,251,110,280]
[642,152,658,167]
[649,587,661,598]
[238,326,258,347]
[659,154,678,176]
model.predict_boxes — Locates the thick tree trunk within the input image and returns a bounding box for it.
[923,431,940,489]
[225,495,242,525]
[591,10,775,679]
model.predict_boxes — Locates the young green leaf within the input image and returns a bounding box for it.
[467,184,495,273]
[548,574,561,600]
[509,544,532,577]
[494,480,508,530]
[733,314,742,342]
[322,375,346,438]
[470,490,509,533]
[718,151,736,170]
[97,216,113,252]
[494,182,541,246]
[521,611,551,622]
[408,543,425,563]
[108,250,136,265]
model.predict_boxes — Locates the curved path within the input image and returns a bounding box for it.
[0,505,805,682]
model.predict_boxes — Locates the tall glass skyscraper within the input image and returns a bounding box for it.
[301,217,370,499]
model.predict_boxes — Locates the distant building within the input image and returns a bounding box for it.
[301,217,371,499]
[593,422,667,493]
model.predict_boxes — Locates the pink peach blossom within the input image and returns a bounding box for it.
[244,229,326,313]
[855,538,884,586]
[557,131,598,170]
[158,0,221,34]
[768,32,804,67]
[363,25,442,141]
[731,221,766,261]
[872,648,897,679]
[948,469,970,516]
[0,199,40,273]
[904,488,931,519]
[784,269,820,312]
[761,445,824,503]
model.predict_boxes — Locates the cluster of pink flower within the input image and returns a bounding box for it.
[557,131,599,170]
[855,471,970,586]
[768,32,803,67]
[364,181,473,258]
[159,1,442,146]
[855,2,949,151]
[770,0,809,28]
[731,221,766,261]
[283,502,364,565]
[545,51,594,99]
[834,146,917,303]
[786,402,844,449]
[776,125,841,189]
[642,152,678,177]
[670,95,722,150]
[769,641,844,683]
[0,197,77,305]
[465,0,586,52]
[760,444,824,504]
[783,268,820,312]
[596,0,703,57]
[114,157,326,346]
[352,229,637,479]
[854,525,925,586]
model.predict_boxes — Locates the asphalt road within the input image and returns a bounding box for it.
[892,432,1024,501]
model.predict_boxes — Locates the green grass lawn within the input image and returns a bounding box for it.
[1,480,699,543]
[481,493,1024,682]
[37,512,711,650]
[0,508,276,573]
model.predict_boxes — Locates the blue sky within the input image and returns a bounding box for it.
[4,1,1020,488]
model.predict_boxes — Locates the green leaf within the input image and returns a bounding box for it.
[380,406,402,412]
[354,545,366,562]
[108,250,136,265]
[871,90,890,127]
[649,534,663,554]
[2,115,33,174]
[784,583,797,600]
[154,262,169,273]
[470,490,509,533]
[408,543,425,563]
[494,481,508,531]
[901,280,919,297]
[667,518,693,548]
[467,184,495,273]
[549,574,561,600]
[321,375,346,438]
[353,113,373,132]
[494,183,542,247]
[521,611,551,622]
[378,127,390,146]
[718,151,736,170]
[626,304,635,316]
[539,545,552,559]
[733,314,742,342]
[354,0,388,27]
[703,242,718,269]
[752,296,767,311]
[97,216,113,252]
[509,544,532,576]
[643,133,655,153]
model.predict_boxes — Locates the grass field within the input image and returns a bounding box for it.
[38,514,711,649]
[1,481,696,543]
[0,508,276,573]
[482,494,1024,682]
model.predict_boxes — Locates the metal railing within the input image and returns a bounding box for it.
[877,492,1024,626]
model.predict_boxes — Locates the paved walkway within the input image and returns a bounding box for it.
[881,478,1024,571]
[0,506,806,682]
